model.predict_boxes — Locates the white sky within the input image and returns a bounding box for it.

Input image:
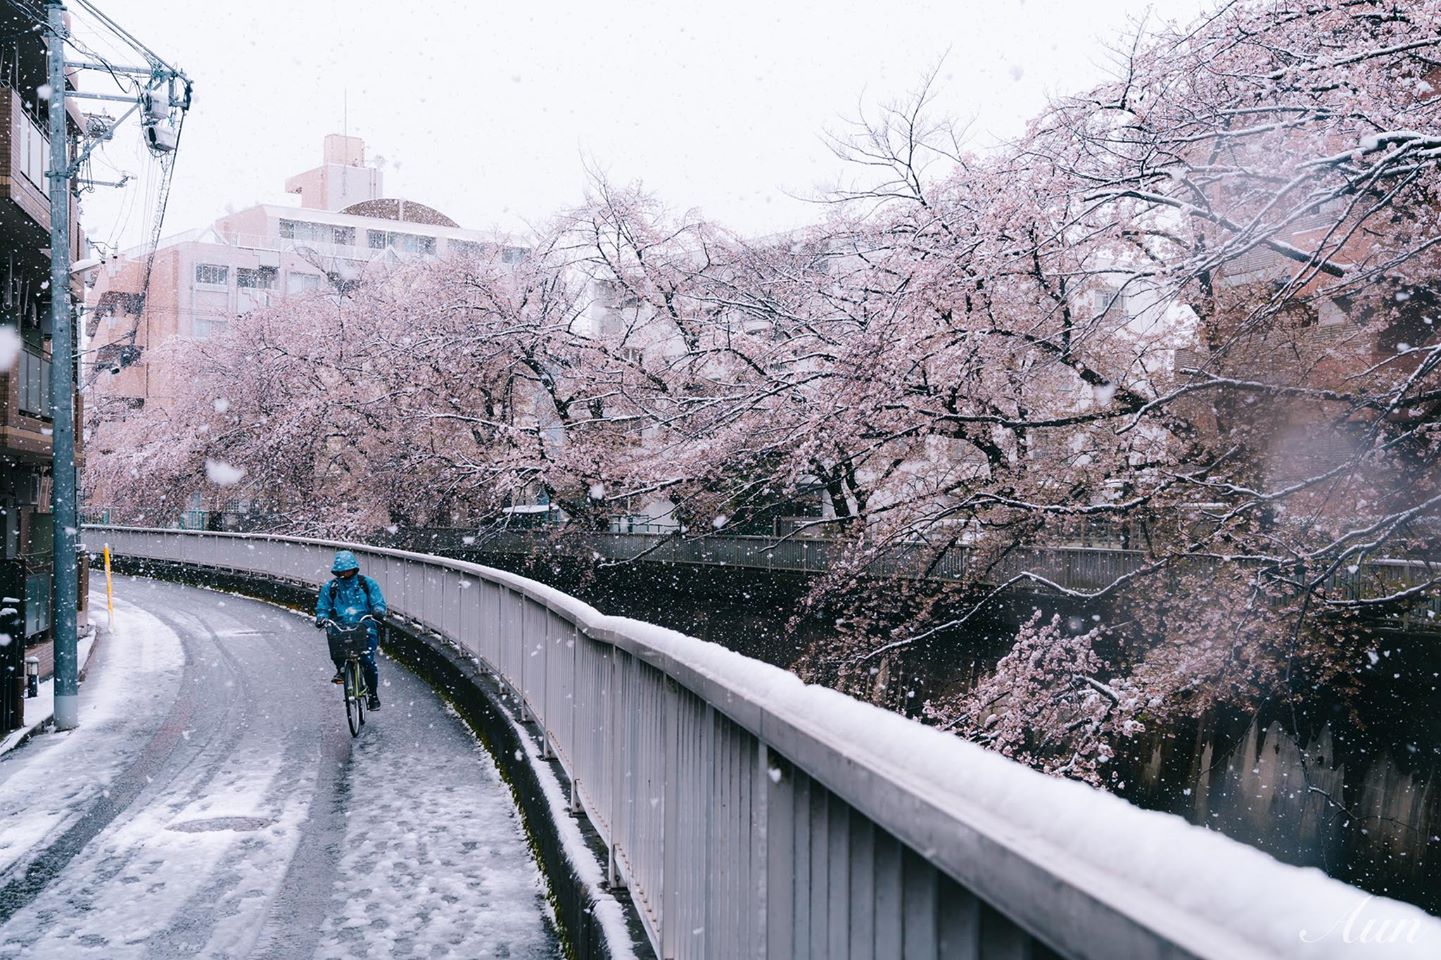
[74,0,1215,252]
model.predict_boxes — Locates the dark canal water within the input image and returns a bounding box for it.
[459,549,1441,916]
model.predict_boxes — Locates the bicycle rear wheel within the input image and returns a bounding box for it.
[345,658,365,736]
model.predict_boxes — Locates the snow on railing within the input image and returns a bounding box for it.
[90,526,1441,960]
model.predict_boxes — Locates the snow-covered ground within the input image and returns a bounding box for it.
[0,624,97,759]
[0,577,559,959]
[313,702,555,960]
[0,596,185,883]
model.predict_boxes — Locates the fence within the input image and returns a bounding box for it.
[92,526,1437,959]
[428,528,1441,632]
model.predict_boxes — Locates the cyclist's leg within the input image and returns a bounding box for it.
[362,634,379,696]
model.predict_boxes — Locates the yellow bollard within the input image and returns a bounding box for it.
[103,544,114,628]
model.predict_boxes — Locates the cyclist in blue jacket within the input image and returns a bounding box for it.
[315,550,387,710]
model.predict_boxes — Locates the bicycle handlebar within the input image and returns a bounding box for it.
[316,614,380,628]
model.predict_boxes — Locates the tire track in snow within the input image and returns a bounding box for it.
[134,598,290,959]
[0,613,200,920]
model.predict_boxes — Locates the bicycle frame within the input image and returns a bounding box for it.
[320,615,377,737]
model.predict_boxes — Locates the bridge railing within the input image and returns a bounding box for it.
[423,528,1441,630]
[91,526,1440,959]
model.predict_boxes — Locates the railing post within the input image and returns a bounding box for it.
[608,647,627,891]
[608,843,625,890]
[765,754,794,959]
[661,675,680,956]
[534,606,548,746]
[753,741,771,959]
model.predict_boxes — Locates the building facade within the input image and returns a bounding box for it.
[0,0,88,731]
[86,134,525,410]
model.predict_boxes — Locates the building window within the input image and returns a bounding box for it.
[237,266,277,289]
[193,316,229,339]
[18,345,49,416]
[195,263,229,286]
[451,239,492,258]
[25,572,51,637]
[280,219,355,246]
[367,230,436,254]
[16,113,49,197]
[287,272,324,294]
[502,246,528,264]
[1090,285,1128,321]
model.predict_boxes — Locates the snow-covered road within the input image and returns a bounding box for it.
[0,576,560,960]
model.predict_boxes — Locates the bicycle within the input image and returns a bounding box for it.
[321,615,378,736]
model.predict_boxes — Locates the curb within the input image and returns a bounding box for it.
[0,617,103,760]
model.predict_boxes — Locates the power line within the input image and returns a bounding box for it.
[10,0,117,67]
[91,102,185,387]
[25,0,195,383]
[71,0,176,74]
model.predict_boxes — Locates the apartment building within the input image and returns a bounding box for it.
[0,0,88,731]
[86,134,526,409]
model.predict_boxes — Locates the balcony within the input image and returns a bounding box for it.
[1,85,52,236]
[1,83,84,265]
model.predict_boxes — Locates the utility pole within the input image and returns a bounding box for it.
[47,0,79,731]
[42,0,190,730]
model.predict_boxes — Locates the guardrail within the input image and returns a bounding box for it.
[414,527,1148,589]
[90,526,1441,959]
[421,528,1441,632]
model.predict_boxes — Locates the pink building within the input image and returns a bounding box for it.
[86,134,523,409]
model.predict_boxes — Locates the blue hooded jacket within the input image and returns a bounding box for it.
[316,551,387,639]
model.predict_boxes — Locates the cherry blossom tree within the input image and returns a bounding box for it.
[87,0,1441,783]
[923,612,1148,787]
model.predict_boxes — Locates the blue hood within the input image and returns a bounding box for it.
[331,550,360,574]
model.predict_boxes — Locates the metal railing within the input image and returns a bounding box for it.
[211,230,471,264]
[428,528,1441,631]
[215,230,370,263]
[89,525,1433,959]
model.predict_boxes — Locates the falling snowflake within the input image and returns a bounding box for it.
[0,326,20,372]
[205,459,245,486]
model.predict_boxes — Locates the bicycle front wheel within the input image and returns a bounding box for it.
[345,658,364,737]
